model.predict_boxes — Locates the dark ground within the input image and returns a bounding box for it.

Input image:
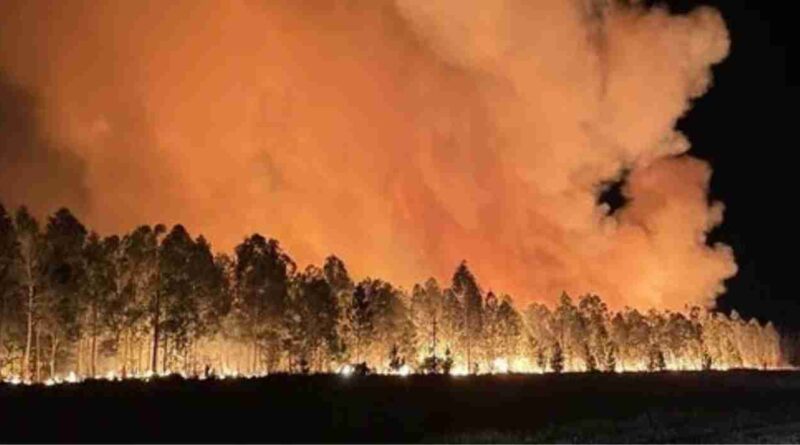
[2,371,800,443]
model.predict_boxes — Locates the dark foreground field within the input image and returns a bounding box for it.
[3,371,800,443]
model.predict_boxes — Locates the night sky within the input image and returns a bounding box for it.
[663,0,797,328]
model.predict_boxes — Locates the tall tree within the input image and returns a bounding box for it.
[14,207,43,381]
[158,225,198,372]
[525,302,554,372]
[233,234,294,373]
[323,255,354,363]
[285,266,340,372]
[185,236,230,372]
[82,232,116,376]
[553,292,585,371]
[483,291,501,367]
[119,225,164,374]
[496,295,523,366]
[40,208,87,379]
[440,288,463,364]
[578,294,609,372]
[323,255,353,302]
[349,278,415,369]
[0,204,20,376]
[347,282,374,364]
[411,278,444,363]
[100,234,139,375]
[451,261,482,373]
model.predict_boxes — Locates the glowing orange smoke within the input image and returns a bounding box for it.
[0,0,735,309]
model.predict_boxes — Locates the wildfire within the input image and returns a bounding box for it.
[492,358,510,374]
[398,365,411,377]
[0,206,785,386]
[2,359,796,388]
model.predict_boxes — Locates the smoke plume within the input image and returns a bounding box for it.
[0,0,736,309]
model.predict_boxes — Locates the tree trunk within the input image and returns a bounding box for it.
[465,305,471,374]
[0,291,5,373]
[123,330,130,376]
[138,337,143,374]
[90,302,98,378]
[77,336,83,376]
[251,339,257,374]
[49,335,58,378]
[22,284,34,381]
[151,290,160,374]
[184,340,191,375]
[162,334,168,373]
[34,324,40,382]
[151,245,161,374]
[432,317,438,360]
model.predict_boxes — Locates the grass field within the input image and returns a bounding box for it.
[3,370,800,443]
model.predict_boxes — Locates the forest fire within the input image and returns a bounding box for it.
[0,0,796,442]
[0,204,785,386]
[0,0,737,313]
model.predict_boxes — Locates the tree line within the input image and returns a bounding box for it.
[0,204,783,381]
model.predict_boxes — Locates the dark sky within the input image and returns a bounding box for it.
[662,0,798,328]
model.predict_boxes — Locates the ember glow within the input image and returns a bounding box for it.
[0,204,786,385]
[0,0,735,311]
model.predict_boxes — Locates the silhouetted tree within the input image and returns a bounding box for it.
[14,207,44,381]
[0,202,788,379]
[347,282,374,363]
[82,232,115,377]
[0,204,20,376]
[285,266,340,372]
[497,295,522,364]
[411,278,444,366]
[42,208,86,379]
[452,261,482,373]
[233,234,294,373]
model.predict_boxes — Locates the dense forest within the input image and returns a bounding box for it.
[0,204,783,383]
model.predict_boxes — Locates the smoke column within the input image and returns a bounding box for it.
[0,0,736,309]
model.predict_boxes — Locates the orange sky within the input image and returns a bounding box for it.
[0,0,736,309]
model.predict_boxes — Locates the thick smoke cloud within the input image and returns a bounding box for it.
[0,0,736,309]
[0,73,89,216]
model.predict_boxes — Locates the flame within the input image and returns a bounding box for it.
[492,358,510,374]
[2,359,794,387]
[339,365,354,378]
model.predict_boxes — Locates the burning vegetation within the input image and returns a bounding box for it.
[0,204,783,385]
